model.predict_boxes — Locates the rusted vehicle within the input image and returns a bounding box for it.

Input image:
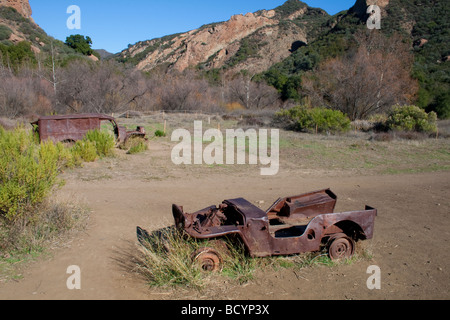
[171,189,376,271]
[31,113,146,144]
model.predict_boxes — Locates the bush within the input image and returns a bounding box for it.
[84,129,115,158]
[276,105,351,134]
[127,138,148,155]
[71,140,98,163]
[0,127,61,222]
[61,130,115,163]
[0,41,36,71]
[0,25,12,41]
[0,127,116,257]
[154,130,166,137]
[386,105,437,133]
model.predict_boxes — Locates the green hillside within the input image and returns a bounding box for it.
[264,0,450,118]
[0,6,93,70]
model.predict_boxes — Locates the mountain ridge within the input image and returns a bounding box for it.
[117,0,329,76]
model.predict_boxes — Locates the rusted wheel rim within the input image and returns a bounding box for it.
[328,236,355,260]
[192,248,223,272]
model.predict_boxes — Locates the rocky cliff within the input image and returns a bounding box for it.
[0,0,32,19]
[0,0,47,54]
[118,1,329,75]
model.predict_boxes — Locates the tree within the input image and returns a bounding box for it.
[228,74,280,110]
[0,69,54,118]
[0,41,36,73]
[302,31,418,120]
[55,60,150,114]
[65,34,95,56]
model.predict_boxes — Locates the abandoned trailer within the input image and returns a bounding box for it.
[31,113,146,144]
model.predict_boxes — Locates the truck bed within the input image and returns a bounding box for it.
[267,189,337,225]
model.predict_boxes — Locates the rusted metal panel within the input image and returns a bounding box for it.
[267,189,337,222]
[171,190,377,260]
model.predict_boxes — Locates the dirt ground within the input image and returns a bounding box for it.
[0,132,449,301]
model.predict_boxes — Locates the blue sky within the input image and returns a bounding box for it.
[29,0,356,54]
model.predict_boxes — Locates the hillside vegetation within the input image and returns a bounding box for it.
[0,6,89,66]
[265,0,449,118]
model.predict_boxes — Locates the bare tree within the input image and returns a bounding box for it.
[228,74,280,110]
[157,71,220,112]
[302,31,418,120]
[0,70,53,118]
[55,60,146,114]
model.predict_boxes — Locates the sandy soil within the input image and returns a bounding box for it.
[0,139,449,301]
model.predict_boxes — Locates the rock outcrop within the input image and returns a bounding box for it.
[140,11,278,73]
[0,0,43,53]
[0,0,32,19]
[119,3,326,75]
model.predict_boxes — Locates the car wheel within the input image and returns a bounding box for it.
[192,247,223,272]
[327,233,355,261]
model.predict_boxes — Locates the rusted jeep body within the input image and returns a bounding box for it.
[172,189,376,263]
[31,113,146,144]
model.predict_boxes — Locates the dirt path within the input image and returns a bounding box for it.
[0,141,449,300]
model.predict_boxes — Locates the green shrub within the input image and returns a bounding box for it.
[0,127,61,222]
[387,105,437,133]
[0,127,118,223]
[276,105,351,134]
[71,140,98,162]
[65,130,115,162]
[127,138,148,155]
[54,142,81,168]
[84,129,115,158]
[154,130,166,137]
[0,25,12,41]
[0,41,36,71]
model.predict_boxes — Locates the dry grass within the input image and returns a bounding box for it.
[135,227,205,289]
[277,130,450,176]
[0,193,90,282]
[134,225,272,289]
[115,113,450,178]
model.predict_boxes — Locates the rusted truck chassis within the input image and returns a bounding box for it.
[31,113,146,144]
[172,189,376,269]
